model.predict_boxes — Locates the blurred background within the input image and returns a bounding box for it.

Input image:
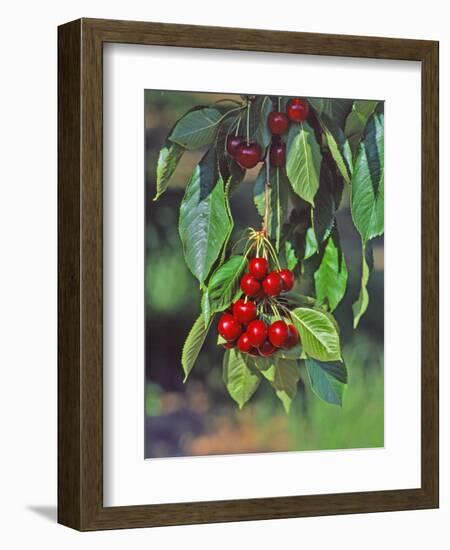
[144,90,384,459]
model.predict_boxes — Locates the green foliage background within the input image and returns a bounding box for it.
[144,90,384,458]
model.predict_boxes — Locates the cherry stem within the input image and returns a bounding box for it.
[263,236,282,270]
[223,115,239,157]
[235,114,242,137]
[268,301,281,320]
[246,101,251,145]
[213,98,243,107]
[277,96,281,111]
[262,153,271,235]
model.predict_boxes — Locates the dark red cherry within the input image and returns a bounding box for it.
[287,98,309,123]
[246,320,268,347]
[240,274,261,297]
[237,332,253,353]
[278,268,294,292]
[267,111,289,135]
[248,257,268,281]
[222,341,235,349]
[217,313,242,342]
[285,324,300,349]
[235,142,262,169]
[262,271,283,297]
[268,320,289,348]
[226,135,244,158]
[270,142,286,167]
[258,340,276,357]
[255,288,266,301]
[232,299,257,324]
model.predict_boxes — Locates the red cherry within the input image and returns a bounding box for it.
[217,313,242,342]
[248,257,268,281]
[270,142,286,167]
[237,332,253,353]
[287,98,309,123]
[232,299,257,324]
[222,341,235,349]
[262,271,283,297]
[268,320,289,348]
[240,273,261,297]
[235,142,262,169]
[278,268,294,292]
[258,340,276,357]
[267,111,289,135]
[246,320,268,347]
[226,135,244,158]
[285,324,300,349]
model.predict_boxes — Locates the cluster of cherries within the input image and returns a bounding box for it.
[217,257,300,357]
[226,97,310,170]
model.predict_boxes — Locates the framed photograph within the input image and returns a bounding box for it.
[58,18,439,530]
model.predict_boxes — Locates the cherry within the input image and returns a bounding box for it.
[285,324,300,349]
[217,313,242,342]
[262,271,283,297]
[248,257,268,281]
[258,340,276,357]
[222,341,235,349]
[226,135,244,158]
[286,98,309,123]
[267,111,289,135]
[270,142,286,167]
[235,142,262,169]
[240,273,261,297]
[233,299,257,324]
[248,347,260,356]
[268,320,289,348]
[278,268,294,292]
[246,320,268,347]
[237,332,253,353]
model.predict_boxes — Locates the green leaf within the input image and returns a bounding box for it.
[253,164,266,216]
[154,141,184,200]
[345,100,379,158]
[169,107,223,149]
[314,228,348,311]
[305,357,347,406]
[223,349,261,409]
[351,108,384,242]
[352,240,374,328]
[291,307,341,361]
[284,239,299,270]
[253,165,289,252]
[243,95,270,144]
[258,358,301,413]
[312,163,336,243]
[309,98,353,129]
[217,177,235,267]
[255,95,273,149]
[320,113,353,184]
[277,344,303,360]
[201,290,211,326]
[179,149,232,284]
[182,314,212,381]
[305,226,318,258]
[207,255,247,313]
[286,122,322,205]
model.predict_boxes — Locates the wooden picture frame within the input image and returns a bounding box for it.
[58,17,439,531]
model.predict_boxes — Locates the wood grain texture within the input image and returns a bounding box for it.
[58,18,439,531]
[57,19,82,529]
